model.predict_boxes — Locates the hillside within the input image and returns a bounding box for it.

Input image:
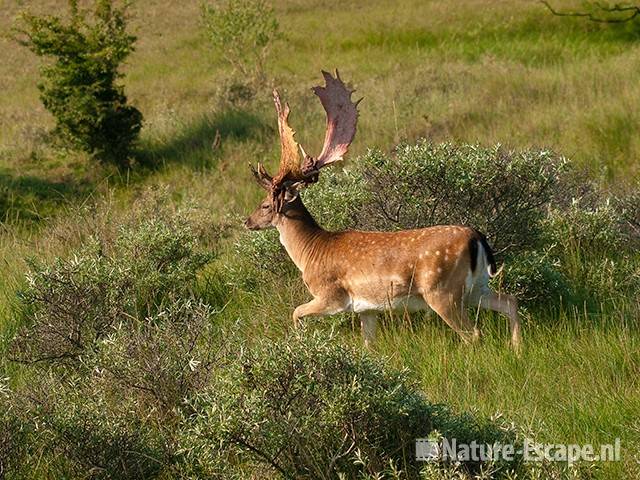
[1,1,639,478]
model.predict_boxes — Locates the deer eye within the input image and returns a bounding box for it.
[262,204,270,210]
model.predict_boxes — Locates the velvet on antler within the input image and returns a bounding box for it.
[251,70,360,196]
[302,70,360,177]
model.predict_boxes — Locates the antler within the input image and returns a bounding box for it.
[302,70,360,176]
[251,71,360,194]
[250,162,272,191]
[272,89,303,186]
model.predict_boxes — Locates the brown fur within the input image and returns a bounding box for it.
[246,194,522,350]
[246,71,520,349]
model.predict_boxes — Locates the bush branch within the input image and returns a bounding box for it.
[541,1,640,23]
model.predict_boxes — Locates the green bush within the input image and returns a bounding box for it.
[94,300,222,414]
[305,142,571,257]
[25,377,169,479]
[544,198,627,255]
[6,322,543,479]
[179,330,518,479]
[15,0,142,166]
[201,0,280,88]
[237,141,640,307]
[616,184,640,244]
[228,227,295,289]
[10,205,212,365]
[542,196,640,304]
[501,248,572,304]
[4,299,223,480]
[2,189,225,478]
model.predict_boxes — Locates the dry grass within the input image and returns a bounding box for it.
[1,1,639,477]
[2,0,640,176]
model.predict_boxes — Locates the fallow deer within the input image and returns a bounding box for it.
[245,71,521,350]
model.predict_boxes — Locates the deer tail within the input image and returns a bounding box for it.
[469,231,500,277]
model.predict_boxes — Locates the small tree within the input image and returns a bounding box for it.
[15,0,142,166]
[201,0,280,86]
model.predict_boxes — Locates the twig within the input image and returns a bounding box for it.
[541,1,640,23]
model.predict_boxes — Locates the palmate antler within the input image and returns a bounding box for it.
[252,70,360,197]
[302,70,361,177]
[272,89,303,185]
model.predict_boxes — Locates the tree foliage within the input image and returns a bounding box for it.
[201,0,280,86]
[15,0,142,166]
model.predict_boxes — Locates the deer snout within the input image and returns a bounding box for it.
[244,218,259,230]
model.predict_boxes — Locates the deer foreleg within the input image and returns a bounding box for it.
[292,297,346,328]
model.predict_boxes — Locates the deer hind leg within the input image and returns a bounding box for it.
[425,292,478,344]
[479,292,521,352]
[359,312,378,348]
[292,294,348,328]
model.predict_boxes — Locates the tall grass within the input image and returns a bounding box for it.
[1,1,639,478]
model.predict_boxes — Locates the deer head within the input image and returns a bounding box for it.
[245,70,360,230]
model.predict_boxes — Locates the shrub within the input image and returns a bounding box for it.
[15,0,142,166]
[201,0,280,87]
[235,142,573,302]
[10,206,212,365]
[5,298,224,479]
[613,183,640,247]
[94,300,222,415]
[179,330,518,479]
[305,142,571,258]
[25,376,169,479]
[501,248,572,304]
[544,198,627,256]
[228,227,295,288]
[541,195,640,304]
[3,188,225,477]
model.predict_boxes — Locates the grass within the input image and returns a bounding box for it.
[205,266,640,477]
[1,0,640,478]
[377,316,639,477]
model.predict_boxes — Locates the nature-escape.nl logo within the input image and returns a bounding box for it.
[415,437,622,464]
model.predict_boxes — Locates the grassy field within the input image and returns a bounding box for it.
[1,0,639,478]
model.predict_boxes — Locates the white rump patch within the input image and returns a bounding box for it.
[465,239,492,304]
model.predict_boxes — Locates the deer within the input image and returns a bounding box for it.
[245,70,521,351]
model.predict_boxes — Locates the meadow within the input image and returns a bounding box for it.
[1,0,639,478]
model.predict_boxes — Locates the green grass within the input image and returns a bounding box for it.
[202,267,640,478]
[1,0,640,478]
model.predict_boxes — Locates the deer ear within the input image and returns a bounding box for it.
[283,186,300,203]
[283,181,305,203]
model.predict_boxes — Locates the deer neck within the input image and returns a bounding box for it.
[275,196,326,272]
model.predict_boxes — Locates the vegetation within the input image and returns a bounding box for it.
[10,198,214,365]
[14,0,142,166]
[2,195,219,478]
[201,0,280,92]
[3,169,635,478]
[181,330,528,479]
[1,0,639,478]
